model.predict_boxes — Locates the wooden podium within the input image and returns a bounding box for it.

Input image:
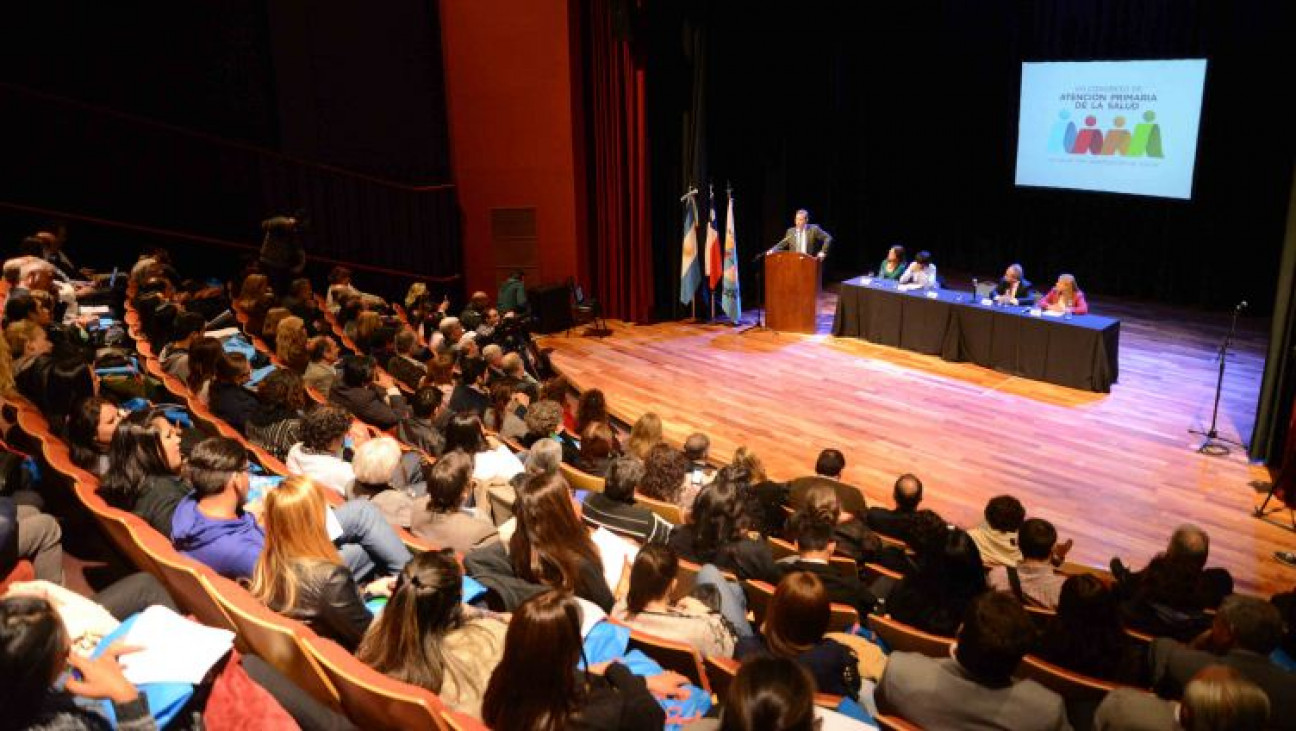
[764,251,820,333]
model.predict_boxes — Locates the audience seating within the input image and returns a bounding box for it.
[766,536,859,578]
[1016,654,1125,704]
[634,491,684,525]
[866,613,954,658]
[703,655,741,701]
[873,713,923,731]
[625,628,711,692]
[305,634,452,731]
[743,579,859,633]
[560,461,605,494]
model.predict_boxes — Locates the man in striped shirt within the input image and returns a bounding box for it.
[582,456,673,545]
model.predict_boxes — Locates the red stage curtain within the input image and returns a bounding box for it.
[585,0,653,323]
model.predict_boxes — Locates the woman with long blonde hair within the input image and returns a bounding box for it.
[249,476,377,649]
[1039,273,1089,315]
[626,412,663,460]
[276,315,310,373]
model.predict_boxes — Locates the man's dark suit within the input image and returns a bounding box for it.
[1149,638,1296,730]
[775,224,833,257]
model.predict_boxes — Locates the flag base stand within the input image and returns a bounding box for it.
[581,326,613,338]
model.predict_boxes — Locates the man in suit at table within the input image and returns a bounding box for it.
[772,209,833,260]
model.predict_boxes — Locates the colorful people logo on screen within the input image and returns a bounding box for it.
[1051,110,1163,158]
[1047,110,1078,154]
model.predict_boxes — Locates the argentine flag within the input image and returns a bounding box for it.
[679,194,701,305]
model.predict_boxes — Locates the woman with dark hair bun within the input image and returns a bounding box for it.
[185,336,224,404]
[481,590,666,731]
[357,550,506,718]
[612,543,737,657]
[734,571,861,700]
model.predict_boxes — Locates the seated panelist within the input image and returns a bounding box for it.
[993,263,1033,306]
[878,245,907,281]
[1037,273,1089,315]
[897,250,938,290]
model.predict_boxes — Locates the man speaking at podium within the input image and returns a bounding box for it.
[771,208,833,261]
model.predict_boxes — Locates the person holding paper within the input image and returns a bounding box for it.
[898,250,939,290]
[1037,274,1089,315]
[994,263,1034,306]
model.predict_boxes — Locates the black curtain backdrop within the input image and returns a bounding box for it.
[0,0,459,296]
[642,0,1296,320]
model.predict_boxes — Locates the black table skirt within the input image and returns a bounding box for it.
[832,278,1120,392]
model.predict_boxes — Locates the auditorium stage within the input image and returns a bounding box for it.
[540,291,1294,597]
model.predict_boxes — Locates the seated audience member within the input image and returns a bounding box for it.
[172,438,412,584]
[484,380,527,437]
[575,388,613,434]
[386,328,427,391]
[1113,524,1234,640]
[897,249,938,290]
[20,356,96,433]
[518,398,563,449]
[667,467,782,584]
[994,263,1034,306]
[245,368,306,461]
[7,320,53,382]
[465,473,615,611]
[582,456,674,544]
[730,446,789,537]
[249,475,384,650]
[877,591,1069,730]
[1038,273,1089,315]
[349,436,416,529]
[612,543,737,657]
[789,484,882,565]
[447,355,491,416]
[282,278,325,334]
[988,517,1068,609]
[782,514,877,615]
[208,352,259,433]
[98,408,189,536]
[886,525,988,636]
[285,405,356,495]
[397,386,447,457]
[1095,665,1270,731]
[1035,574,1147,685]
[303,335,340,395]
[0,596,157,730]
[431,316,465,356]
[481,590,668,731]
[499,350,537,388]
[158,310,206,381]
[357,550,507,720]
[275,315,310,374]
[865,473,925,544]
[1147,595,1295,726]
[639,442,691,513]
[509,436,563,499]
[679,432,716,510]
[968,494,1027,567]
[625,412,663,461]
[185,336,224,404]
[411,451,500,554]
[735,571,861,700]
[261,307,291,351]
[878,244,908,281]
[577,422,619,476]
[459,291,490,331]
[235,273,275,335]
[67,396,123,477]
[715,657,820,731]
[330,354,409,429]
[326,265,360,312]
[481,342,505,379]
[542,375,578,431]
[789,448,866,518]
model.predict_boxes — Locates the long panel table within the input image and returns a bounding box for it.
[831,276,1120,392]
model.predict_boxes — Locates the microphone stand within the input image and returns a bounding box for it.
[1189,301,1248,456]
[738,247,778,335]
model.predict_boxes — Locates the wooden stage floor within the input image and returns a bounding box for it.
[540,291,1296,597]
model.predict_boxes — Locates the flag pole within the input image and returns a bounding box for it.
[709,183,717,324]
